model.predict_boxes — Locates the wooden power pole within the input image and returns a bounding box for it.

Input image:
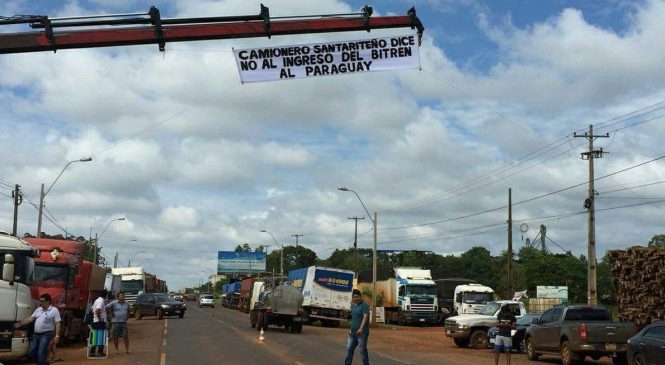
[507,188,513,298]
[574,124,608,305]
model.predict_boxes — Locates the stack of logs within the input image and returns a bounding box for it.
[607,246,665,328]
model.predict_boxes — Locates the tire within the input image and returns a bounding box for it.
[516,336,526,353]
[453,338,469,348]
[295,322,303,334]
[250,311,257,328]
[135,311,142,320]
[525,337,539,360]
[612,353,627,365]
[397,312,407,326]
[633,353,646,365]
[257,312,265,331]
[469,330,488,349]
[560,340,581,365]
[157,309,164,320]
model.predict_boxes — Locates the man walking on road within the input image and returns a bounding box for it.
[90,289,108,357]
[494,305,517,365]
[14,293,61,365]
[345,289,370,365]
[106,292,131,354]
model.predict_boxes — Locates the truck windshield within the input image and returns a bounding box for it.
[120,280,144,292]
[407,285,436,296]
[463,292,493,304]
[35,264,67,285]
[479,302,501,316]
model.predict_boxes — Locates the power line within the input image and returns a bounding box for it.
[382,153,665,230]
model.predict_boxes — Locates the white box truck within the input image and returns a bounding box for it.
[111,267,145,308]
[288,266,354,327]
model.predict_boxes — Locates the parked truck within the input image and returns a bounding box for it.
[445,300,527,348]
[250,281,304,333]
[453,282,494,315]
[359,267,439,325]
[288,266,354,326]
[239,277,255,313]
[222,281,241,309]
[25,237,106,342]
[111,267,145,308]
[0,232,40,362]
[524,305,634,365]
[105,273,122,297]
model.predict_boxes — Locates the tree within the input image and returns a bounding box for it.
[234,243,251,252]
[254,245,266,253]
[648,234,665,247]
[459,246,496,288]
[265,245,319,274]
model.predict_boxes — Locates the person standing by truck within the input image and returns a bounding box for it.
[14,294,62,365]
[494,305,516,365]
[344,289,370,365]
[90,289,108,357]
[106,292,131,354]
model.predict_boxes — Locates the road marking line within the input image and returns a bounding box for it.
[160,352,166,365]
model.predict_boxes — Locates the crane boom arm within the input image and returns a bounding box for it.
[0,5,424,54]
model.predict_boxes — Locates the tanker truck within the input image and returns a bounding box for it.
[250,280,304,333]
[0,232,40,361]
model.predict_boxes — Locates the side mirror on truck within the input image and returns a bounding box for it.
[2,254,15,284]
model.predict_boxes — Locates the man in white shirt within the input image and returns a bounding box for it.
[90,289,108,357]
[14,293,61,365]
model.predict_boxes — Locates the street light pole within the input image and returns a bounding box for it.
[37,157,92,237]
[96,217,125,265]
[261,230,283,276]
[114,238,137,268]
[338,187,378,324]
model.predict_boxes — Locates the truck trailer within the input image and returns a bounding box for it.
[0,232,40,361]
[288,266,354,326]
[250,282,304,333]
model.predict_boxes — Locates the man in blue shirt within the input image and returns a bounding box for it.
[345,289,370,365]
[14,294,62,365]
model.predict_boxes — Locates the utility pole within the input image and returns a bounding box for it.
[291,234,303,247]
[36,183,44,238]
[507,188,513,298]
[574,124,609,305]
[372,212,377,325]
[93,233,98,265]
[348,216,365,276]
[11,184,22,237]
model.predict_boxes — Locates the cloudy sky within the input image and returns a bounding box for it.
[2,0,665,290]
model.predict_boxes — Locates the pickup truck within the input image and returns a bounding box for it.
[444,300,527,348]
[524,305,634,365]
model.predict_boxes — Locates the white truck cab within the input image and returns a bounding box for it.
[0,232,39,361]
[454,283,495,315]
[445,300,526,349]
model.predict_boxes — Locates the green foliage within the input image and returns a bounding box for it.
[648,234,665,247]
[234,243,251,252]
[266,245,319,274]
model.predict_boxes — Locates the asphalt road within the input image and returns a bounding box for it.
[166,304,417,365]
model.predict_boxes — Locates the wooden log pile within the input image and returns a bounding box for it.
[607,246,665,328]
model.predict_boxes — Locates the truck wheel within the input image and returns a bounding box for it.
[156,309,164,320]
[469,330,488,349]
[397,312,407,326]
[612,354,628,365]
[295,322,303,334]
[453,338,469,348]
[560,341,581,365]
[250,311,257,328]
[525,337,539,360]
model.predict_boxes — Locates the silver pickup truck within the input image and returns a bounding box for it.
[445,300,527,348]
[524,305,634,365]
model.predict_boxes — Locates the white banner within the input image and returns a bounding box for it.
[233,34,420,83]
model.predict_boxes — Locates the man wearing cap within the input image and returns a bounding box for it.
[14,293,62,365]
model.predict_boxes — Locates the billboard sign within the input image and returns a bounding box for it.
[217,251,266,274]
[536,286,568,302]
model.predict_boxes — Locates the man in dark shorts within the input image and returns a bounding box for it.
[495,305,517,365]
[106,292,131,354]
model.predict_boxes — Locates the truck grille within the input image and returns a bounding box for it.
[411,303,434,311]
[444,319,458,330]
